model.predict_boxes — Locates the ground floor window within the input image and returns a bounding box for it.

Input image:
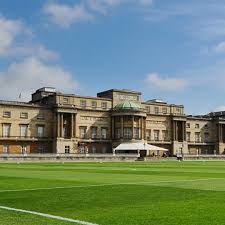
[3,145,9,154]
[124,128,132,139]
[65,146,70,154]
[37,145,44,153]
[92,145,96,154]
[21,145,27,154]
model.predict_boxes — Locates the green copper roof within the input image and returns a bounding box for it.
[114,101,141,111]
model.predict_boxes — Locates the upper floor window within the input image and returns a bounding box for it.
[204,132,209,142]
[3,111,11,118]
[154,107,159,114]
[195,124,200,129]
[3,124,11,137]
[101,128,107,139]
[101,102,107,109]
[146,129,151,141]
[134,128,140,139]
[124,128,132,139]
[92,101,97,109]
[80,100,86,108]
[145,106,150,113]
[195,132,200,142]
[154,130,159,141]
[115,128,121,139]
[37,113,45,120]
[79,126,86,139]
[20,125,28,137]
[186,123,190,128]
[63,98,69,104]
[37,125,45,138]
[162,107,167,114]
[91,127,97,139]
[20,112,28,119]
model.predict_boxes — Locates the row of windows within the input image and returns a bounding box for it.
[63,97,109,110]
[186,132,209,142]
[2,144,44,154]
[145,106,181,115]
[79,127,108,139]
[146,129,169,141]
[186,123,208,129]
[2,124,45,138]
[2,111,45,120]
[64,145,108,154]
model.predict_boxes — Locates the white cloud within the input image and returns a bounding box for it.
[214,41,225,53]
[145,73,188,91]
[0,15,57,60]
[43,3,94,28]
[0,57,79,101]
[214,106,225,112]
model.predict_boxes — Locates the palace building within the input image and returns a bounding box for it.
[0,87,225,156]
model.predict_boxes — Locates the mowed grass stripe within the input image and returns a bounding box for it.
[0,177,222,193]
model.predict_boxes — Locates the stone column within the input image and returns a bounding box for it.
[120,116,123,139]
[71,114,74,138]
[60,113,63,138]
[141,117,144,140]
[74,114,77,138]
[132,116,134,139]
[57,113,60,137]
[111,117,115,139]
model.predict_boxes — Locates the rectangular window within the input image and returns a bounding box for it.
[101,128,107,139]
[37,113,45,120]
[80,100,86,108]
[21,145,27,154]
[145,106,150,113]
[124,128,132,139]
[92,145,96,154]
[154,130,159,141]
[146,129,151,141]
[37,125,45,138]
[37,145,44,153]
[186,123,190,128]
[162,130,168,141]
[162,107,167,114]
[154,107,159,114]
[195,132,200,143]
[91,127,97,139]
[186,132,191,142]
[204,132,209,142]
[101,102,107,109]
[79,127,86,139]
[63,98,68,104]
[92,101,97,109]
[134,128,140,139]
[20,125,28,137]
[3,111,11,118]
[65,146,70,154]
[3,145,9,154]
[20,112,28,119]
[3,124,10,137]
[195,124,200,129]
[115,128,121,139]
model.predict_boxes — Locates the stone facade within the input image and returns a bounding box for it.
[0,87,225,156]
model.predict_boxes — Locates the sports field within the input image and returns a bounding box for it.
[1,161,225,225]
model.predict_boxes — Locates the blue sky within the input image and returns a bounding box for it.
[0,0,225,114]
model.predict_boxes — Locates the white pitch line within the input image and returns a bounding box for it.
[0,178,222,193]
[0,205,99,225]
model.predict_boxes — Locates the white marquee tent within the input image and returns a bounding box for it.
[114,142,168,156]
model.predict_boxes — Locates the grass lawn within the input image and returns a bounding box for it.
[0,161,225,225]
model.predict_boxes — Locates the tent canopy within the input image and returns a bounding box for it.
[114,142,168,151]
